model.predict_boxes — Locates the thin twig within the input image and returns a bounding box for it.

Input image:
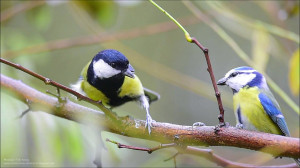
[0,58,117,120]
[182,0,299,115]
[1,15,199,59]
[191,38,225,124]
[1,1,46,22]
[0,58,91,103]
[106,138,176,154]
[164,152,179,162]
[149,0,225,124]
[106,138,297,168]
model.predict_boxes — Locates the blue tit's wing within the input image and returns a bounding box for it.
[258,92,290,136]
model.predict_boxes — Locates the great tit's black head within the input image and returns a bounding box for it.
[91,49,135,79]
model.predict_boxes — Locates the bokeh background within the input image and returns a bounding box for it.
[1,1,299,167]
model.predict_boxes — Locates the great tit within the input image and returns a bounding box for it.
[217,66,299,165]
[71,49,159,134]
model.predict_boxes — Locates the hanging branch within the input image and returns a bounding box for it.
[106,139,177,154]
[106,139,297,168]
[149,0,225,125]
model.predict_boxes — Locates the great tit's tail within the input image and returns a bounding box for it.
[294,158,300,166]
[143,87,160,104]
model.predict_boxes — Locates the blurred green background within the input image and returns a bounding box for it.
[1,0,299,167]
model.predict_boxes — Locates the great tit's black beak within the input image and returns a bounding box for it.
[217,77,227,85]
[124,64,135,78]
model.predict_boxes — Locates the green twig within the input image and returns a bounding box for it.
[149,0,226,124]
[149,0,192,42]
[182,1,299,115]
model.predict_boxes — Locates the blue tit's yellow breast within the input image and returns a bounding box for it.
[119,75,144,98]
[233,87,282,134]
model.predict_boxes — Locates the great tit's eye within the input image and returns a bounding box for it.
[230,72,238,77]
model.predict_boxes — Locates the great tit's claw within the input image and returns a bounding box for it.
[192,122,206,127]
[145,114,153,134]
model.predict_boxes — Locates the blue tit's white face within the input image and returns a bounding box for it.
[218,66,268,92]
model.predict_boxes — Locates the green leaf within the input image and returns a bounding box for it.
[63,123,85,163]
[252,28,270,72]
[26,5,52,31]
[289,48,299,96]
[0,93,23,166]
[73,1,117,28]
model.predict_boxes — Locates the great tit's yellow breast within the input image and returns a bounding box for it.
[119,75,144,98]
[81,80,110,106]
[233,87,282,134]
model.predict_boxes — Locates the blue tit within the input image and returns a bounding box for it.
[217,66,299,165]
[71,49,159,134]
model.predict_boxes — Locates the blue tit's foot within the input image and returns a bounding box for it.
[218,122,230,128]
[214,122,230,133]
[236,123,244,129]
[192,122,206,127]
[145,113,154,134]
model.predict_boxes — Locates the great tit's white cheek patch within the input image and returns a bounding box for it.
[227,73,256,91]
[93,59,121,79]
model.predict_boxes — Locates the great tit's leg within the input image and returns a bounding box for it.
[145,108,154,134]
[236,123,244,129]
[192,122,206,127]
[139,95,154,134]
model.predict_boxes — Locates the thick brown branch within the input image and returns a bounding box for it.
[1,74,299,161]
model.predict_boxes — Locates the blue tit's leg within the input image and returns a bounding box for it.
[236,123,244,129]
[294,158,300,166]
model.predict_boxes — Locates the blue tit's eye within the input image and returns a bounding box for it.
[230,72,238,77]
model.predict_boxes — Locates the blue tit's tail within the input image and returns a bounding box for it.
[294,158,300,166]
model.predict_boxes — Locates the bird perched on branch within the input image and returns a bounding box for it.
[71,49,159,134]
[217,66,299,166]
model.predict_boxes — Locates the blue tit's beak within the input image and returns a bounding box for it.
[217,77,227,85]
[124,64,135,78]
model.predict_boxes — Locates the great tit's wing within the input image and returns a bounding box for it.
[143,87,160,104]
[80,61,92,80]
[258,92,290,136]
